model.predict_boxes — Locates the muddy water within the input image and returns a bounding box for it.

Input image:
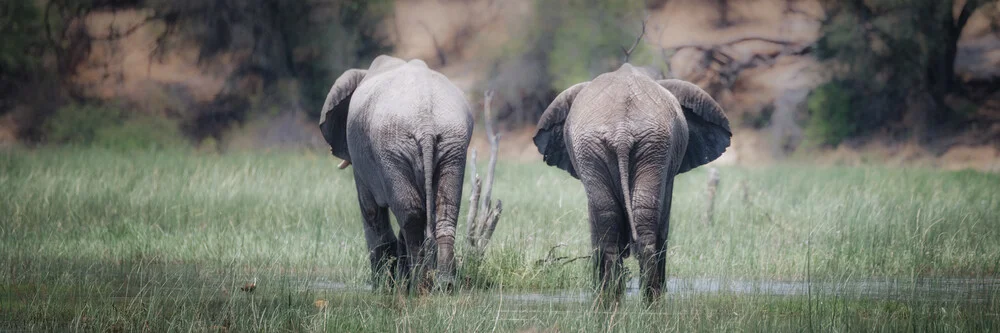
[311,277,1000,303]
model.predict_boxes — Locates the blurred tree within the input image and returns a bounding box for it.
[2,0,145,140]
[488,0,659,126]
[0,0,44,116]
[545,0,651,90]
[4,0,393,142]
[715,0,732,28]
[144,0,393,119]
[813,0,998,142]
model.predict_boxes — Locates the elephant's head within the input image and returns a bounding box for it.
[534,67,731,175]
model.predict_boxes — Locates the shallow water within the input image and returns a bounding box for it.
[503,277,1000,303]
[310,277,1000,303]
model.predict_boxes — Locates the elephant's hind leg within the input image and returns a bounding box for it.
[395,207,431,293]
[632,151,673,304]
[356,183,398,291]
[582,177,629,306]
[431,145,468,290]
[385,164,433,293]
[648,176,675,303]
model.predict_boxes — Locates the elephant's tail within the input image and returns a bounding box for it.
[617,146,640,247]
[421,135,436,239]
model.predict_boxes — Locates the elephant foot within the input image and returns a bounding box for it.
[432,271,456,293]
[638,248,665,304]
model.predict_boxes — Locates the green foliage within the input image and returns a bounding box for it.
[484,0,662,125]
[540,0,652,90]
[0,0,46,117]
[42,103,123,144]
[42,103,187,151]
[144,0,394,118]
[805,82,857,146]
[814,0,996,130]
[93,114,187,151]
[0,0,42,73]
[293,0,395,117]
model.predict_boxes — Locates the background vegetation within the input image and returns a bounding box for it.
[1,0,393,146]
[2,0,998,150]
[810,0,997,145]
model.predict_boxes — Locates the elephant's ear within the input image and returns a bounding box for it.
[533,82,589,178]
[658,79,732,174]
[319,69,366,162]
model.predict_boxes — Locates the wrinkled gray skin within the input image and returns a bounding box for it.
[534,64,731,304]
[319,55,472,291]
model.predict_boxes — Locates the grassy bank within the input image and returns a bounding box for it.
[1,147,998,331]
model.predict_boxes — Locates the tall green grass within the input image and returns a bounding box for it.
[1,147,998,331]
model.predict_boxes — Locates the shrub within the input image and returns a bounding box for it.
[94,114,187,152]
[42,102,187,151]
[542,0,653,91]
[42,103,122,145]
[805,82,857,147]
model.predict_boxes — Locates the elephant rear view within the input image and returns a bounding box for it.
[534,63,731,303]
[319,55,472,291]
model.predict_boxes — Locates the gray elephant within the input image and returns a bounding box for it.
[319,55,472,291]
[533,63,731,303]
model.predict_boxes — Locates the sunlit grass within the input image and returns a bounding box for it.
[1,147,998,331]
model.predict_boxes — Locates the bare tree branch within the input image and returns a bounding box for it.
[955,0,981,37]
[534,243,588,267]
[480,200,502,248]
[621,16,648,63]
[703,167,720,226]
[465,149,480,249]
[660,35,808,52]
[90,13,161,41]
[466,90,503,255]
[477,90,498,218]
[653,34,814,94]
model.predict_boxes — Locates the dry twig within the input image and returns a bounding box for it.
[467,90,503,255]
[621,16,648,63]
[704,168,720,226]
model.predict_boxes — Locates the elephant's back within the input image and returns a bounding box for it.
[345,63,472,205]
[566,74,683,142]
[349,64,472,136]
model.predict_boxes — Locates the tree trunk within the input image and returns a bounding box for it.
[925,0,981,123]
[716,0,731,28]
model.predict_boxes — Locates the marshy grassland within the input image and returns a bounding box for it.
[1,147,998,331]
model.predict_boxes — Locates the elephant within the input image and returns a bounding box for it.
[319,55,472,291]
[533,63,731,303]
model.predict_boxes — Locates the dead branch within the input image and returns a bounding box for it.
[703,167,720,226]
[739,179,750,206]
[90,12,162,41]
[654,35,814,94]
[478,90,499,218]
[621,16,648,63]
[466,90,503,255]
[465,149,481,249]
[662,36,807,52]
[480,200,502,246]
[534,244,589,267]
